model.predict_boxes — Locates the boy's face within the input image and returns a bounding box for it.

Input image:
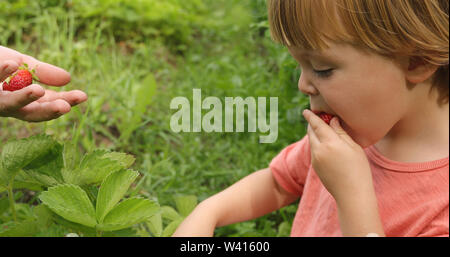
[288,43,409,148]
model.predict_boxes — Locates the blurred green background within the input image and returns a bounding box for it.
[0,0,310,236]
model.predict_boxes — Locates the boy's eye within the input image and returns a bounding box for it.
[313,68,333,78]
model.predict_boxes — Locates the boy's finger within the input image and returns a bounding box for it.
[16,99,71,122]
[21,54,71,86]
[307,124,320,150]
[0,60,19,82]
[0,84,45,112]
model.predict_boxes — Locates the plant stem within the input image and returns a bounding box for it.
[7,183,17,222]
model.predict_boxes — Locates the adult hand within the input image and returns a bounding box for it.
[0,46,87,122]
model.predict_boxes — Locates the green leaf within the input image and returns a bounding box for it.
[161,206,182,221]
[33,204,53,229]
[96,169,139,223]
[0,219,39,237]
[174,195,198,217]
[12,171,45,191]
[162,218,184,237]
[0,135,59,185]
[64,150,135,185]
[50,212,96,236]
[39,184,97,228]
[146,212,162,237]
[98,197,159,232]
[22,143,64,186]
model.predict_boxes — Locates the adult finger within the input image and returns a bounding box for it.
[20,54,71,86]
[302,109,337,142]
[0,60,19,82]
[15,99,71,122]
[36,89,88,106]
[0,84,45,114]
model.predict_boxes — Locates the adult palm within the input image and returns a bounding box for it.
[0,46,87,122]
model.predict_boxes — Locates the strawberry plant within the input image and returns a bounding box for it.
[0,134,160,236]
[145,195,198,237]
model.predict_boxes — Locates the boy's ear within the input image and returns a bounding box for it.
[404,57,439,84]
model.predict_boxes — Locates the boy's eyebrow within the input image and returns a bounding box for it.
[299,50,334,59]
[294,50,338,64]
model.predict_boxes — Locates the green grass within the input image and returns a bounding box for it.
[0,0,310,237]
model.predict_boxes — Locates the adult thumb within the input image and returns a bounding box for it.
[0,60,19,82]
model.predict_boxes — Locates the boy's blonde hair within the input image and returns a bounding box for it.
[268,0,449,105]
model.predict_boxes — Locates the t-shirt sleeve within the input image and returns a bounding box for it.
[269,136,311,197]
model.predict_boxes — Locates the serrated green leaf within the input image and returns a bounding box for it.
[96,169,139,223]
[161,206,182,221]
[10,171,45,191]
[146,212,162,237]
[64,150,135,185]
[162,218,184,237]
[174,195,198,217]
[0,135,59,184]
[39,184,97,228]
[98,197,159,232]
[103,152,135,169]
[22,142,64,186]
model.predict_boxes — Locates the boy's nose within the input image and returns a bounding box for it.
[298,73,318,96]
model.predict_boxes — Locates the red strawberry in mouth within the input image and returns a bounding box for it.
[2,64,37,92]
[312,111,335,125]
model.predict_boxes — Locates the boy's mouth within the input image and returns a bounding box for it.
[311,110,335,125]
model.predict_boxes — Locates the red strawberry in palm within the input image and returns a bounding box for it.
[2,64,37,92]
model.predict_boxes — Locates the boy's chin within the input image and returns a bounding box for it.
[352,136,374,149]
[342,123,376,148]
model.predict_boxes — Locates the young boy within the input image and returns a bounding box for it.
[0,46,87,122]
[173,0,449,237]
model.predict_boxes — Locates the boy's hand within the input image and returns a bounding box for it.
[0,46,87,122]
[303,109,385,236]
[302,109,374,203]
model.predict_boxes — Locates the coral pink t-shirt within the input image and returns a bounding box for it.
[270,136,449,237]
